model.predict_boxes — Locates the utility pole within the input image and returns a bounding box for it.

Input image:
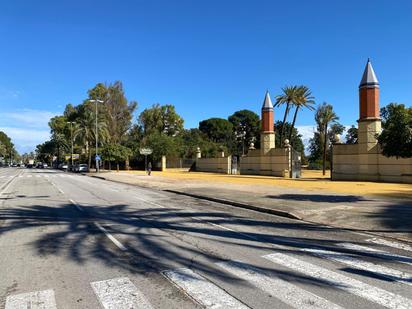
[89,99,104,172]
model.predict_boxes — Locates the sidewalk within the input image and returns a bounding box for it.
[88,170,412,242]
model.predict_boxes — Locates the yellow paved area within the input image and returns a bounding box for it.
[120,169,412,199]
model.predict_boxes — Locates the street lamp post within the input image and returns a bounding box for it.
[88,99,104,172]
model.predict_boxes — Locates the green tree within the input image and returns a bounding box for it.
[377,103,412,158]
[103,81,138,144]
[180,129,223,158]
[275,86,299,146]
[228,109,260,155]
[101,144,132,171]
[199,118,234,150]
[345,125,358,144]
[288,86,315,143]
[144,132,182,160]
[315,103,339,175]
[139,104,184,136]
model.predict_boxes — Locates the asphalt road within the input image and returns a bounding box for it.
[1,167,412,309]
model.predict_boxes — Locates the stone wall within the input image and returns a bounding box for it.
[240,147,291,177]
[195,156,231,174]
[332,143,412,183]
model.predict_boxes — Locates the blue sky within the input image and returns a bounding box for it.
[1,0,411,153]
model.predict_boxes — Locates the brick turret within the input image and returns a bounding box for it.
[359,59,380,120]
[260,91,275,154]
[358,59,381,151]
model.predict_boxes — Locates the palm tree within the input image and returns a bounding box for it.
[275,86,299,146]
[288,86,315,143]
[315,103,339,175]
[75,109,108,169]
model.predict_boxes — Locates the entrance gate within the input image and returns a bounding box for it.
[290,148,302,178]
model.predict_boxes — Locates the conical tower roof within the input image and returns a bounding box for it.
[262,91,273,110]
[359,59,379,88]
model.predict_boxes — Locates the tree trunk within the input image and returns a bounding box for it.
[117,161,119,172]
[280,101,291,147]
[288,106,300,145]
[322,123,328,176]
[109,161,112,171]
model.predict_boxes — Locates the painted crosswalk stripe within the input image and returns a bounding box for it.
[367,238,412,253]
[217,260,342,309]
[340,243,412,266]
[91,277,153,309]
[264,252,412,309]
[27,175,32,178]
[163,268,248,308]
[301,247,412,286]
[5,289,57,309]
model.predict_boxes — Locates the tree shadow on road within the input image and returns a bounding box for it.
[0,198,408,292]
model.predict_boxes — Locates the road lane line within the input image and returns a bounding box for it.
[217,260,342,309]
[264,253,412,309]
[163,268,248,308]
[301,247,412,286]
[340,243,412,266]
[69,199,84,212]
[91,277,153,309]
[5,289,57,309]
[94,222,127,251]
[367,237,412,253]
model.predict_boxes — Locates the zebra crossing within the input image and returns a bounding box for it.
[4,238,412,309]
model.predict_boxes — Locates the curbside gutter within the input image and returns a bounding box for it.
[164,189,302,220]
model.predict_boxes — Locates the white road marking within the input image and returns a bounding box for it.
[302,247,412,286]
[217,260,342,309]
[94,222,127,251]
[27,175,32,178]
[36,175,41,178]
[264,252,412,309]
[91,277,153,309]
[70,199,83,212]
[5,289,57,309]
[163,268,248,308]
[367,237,412,253]
[340,243,412,266]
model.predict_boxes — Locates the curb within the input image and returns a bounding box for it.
[86,174,302,221]
[164,189,302,220]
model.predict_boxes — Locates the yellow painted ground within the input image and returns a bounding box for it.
[121,169,412,199]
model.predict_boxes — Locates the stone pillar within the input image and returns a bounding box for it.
[260,91,275,155]
[161,155,166,171]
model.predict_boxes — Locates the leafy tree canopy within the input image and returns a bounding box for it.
[228,109,260,154]
[377,103,412,158]
[199,118,233,145]
[139,104,184,136]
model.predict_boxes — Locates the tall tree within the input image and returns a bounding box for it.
[103,81,137,144]
[288,86,315,143]
[315,103,339,175]
[139,104,184,136]
[275,86,299,146]
[377,103,412,158]
[228,109,260,155]
[199,118,234,150]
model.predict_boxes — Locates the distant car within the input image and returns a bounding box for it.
[60,164,68,171]
[77,164,89,173]
[26,164,33,168]
[43,163,48,168]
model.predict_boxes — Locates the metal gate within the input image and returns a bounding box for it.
[231,155,238,174]
[290,148,302,178]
